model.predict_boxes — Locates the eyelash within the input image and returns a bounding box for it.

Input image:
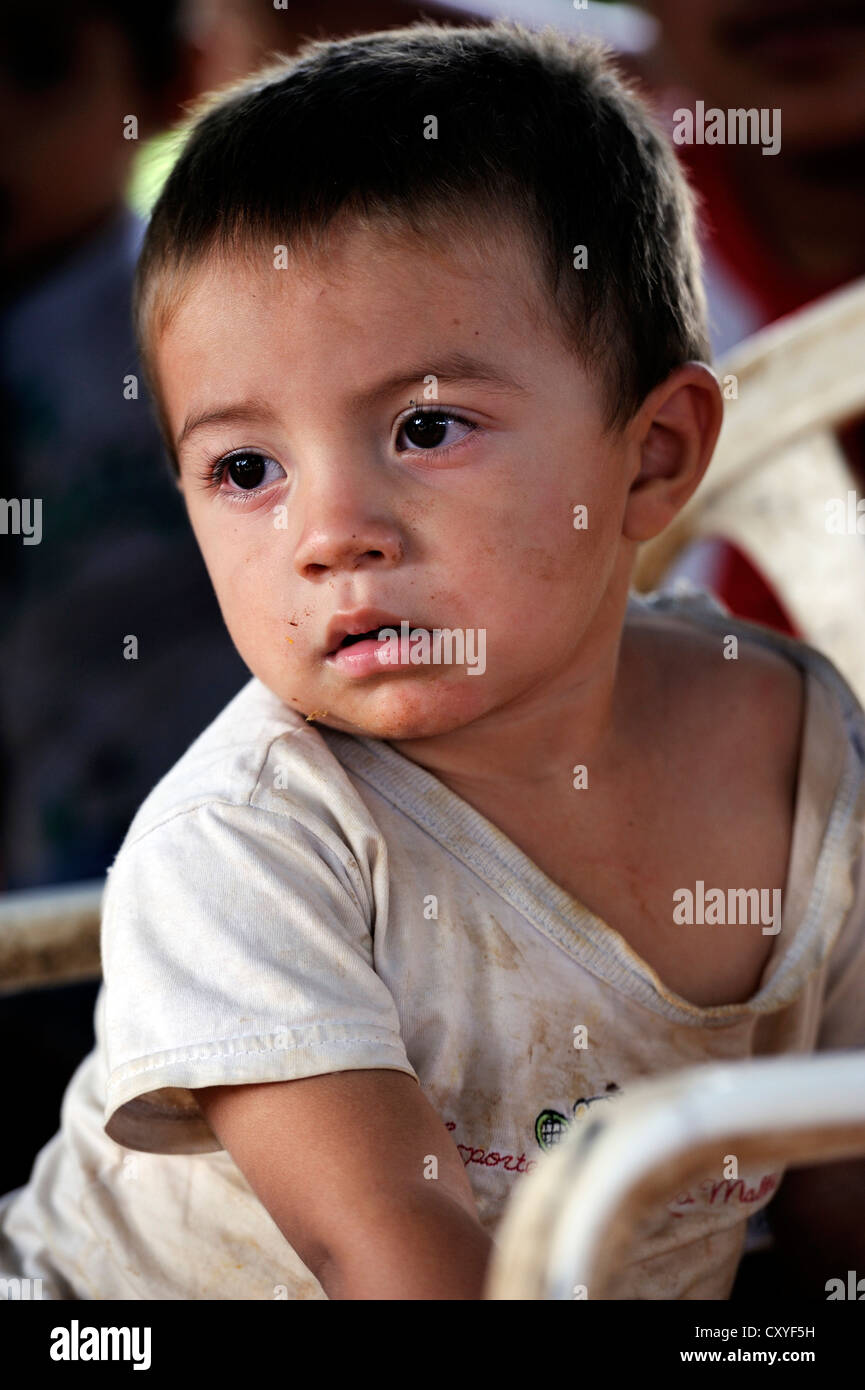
[195,450,278,496]
[194,406,478,498]
[395,405,477,457]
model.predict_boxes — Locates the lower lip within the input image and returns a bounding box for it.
[325,637,400,677]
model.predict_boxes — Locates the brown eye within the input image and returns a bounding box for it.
[227,454,268,489]
[402,412,450,448]
[396,410,475,453]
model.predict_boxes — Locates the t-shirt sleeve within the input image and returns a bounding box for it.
[100,799,418,1154]
[816,830,865,1053]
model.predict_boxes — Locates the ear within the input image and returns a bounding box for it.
[622,363,722,543]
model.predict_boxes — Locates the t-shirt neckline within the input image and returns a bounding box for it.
[317,592,865,1027]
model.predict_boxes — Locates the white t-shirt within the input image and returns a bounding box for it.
[2,590,865,1300]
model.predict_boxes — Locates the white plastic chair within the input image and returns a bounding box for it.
[485,1052,865,1300]
[634,278,865,705]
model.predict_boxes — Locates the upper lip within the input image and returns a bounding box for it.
[325,608,411,656]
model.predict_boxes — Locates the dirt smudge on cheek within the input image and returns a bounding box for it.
[426,586,464,610]
[515,541,581,586]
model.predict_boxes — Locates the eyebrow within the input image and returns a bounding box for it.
[175,353,527,451]
[176,398,277,451]
[346,353,529,408]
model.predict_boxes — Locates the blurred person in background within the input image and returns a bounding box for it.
[0,0,250,895]
[643,0,865,355]
[631,1,865,631]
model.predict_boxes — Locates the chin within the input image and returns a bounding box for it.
[314,678,492,742]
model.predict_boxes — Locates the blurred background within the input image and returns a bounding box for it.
[1,0,864,1212]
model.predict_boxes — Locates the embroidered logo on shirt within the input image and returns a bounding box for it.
[443,1083,622,1173]
[668,1172,780,1217]
[535,1082,622,1152]
[444,1120,538,1174]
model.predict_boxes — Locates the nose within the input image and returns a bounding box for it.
[294,499,405,580]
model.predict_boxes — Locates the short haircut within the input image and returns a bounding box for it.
[134,20,711,475]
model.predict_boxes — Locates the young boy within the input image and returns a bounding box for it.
[2,20,865,1301]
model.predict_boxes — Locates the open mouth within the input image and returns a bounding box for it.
[330,623,432,655]
[336,628,386,650]
[324,612,436,669]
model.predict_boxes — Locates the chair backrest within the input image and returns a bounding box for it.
[484,1051,865,1300]
[0,880,103,993]
[634,278,865,703]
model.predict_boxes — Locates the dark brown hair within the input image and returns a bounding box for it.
[134,20,710,474]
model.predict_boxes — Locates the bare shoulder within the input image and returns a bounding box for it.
[625,604,806,800]
[616,606,805,1001]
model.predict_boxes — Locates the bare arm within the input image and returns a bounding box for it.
[196,1068,494,1300]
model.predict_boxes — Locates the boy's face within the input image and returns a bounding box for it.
[156,218,638,741]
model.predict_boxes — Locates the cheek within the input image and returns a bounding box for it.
[189,512,276,626]
[476,465,621,594]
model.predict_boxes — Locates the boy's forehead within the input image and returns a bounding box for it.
[175,215,549,331]
[156,217,567,414]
